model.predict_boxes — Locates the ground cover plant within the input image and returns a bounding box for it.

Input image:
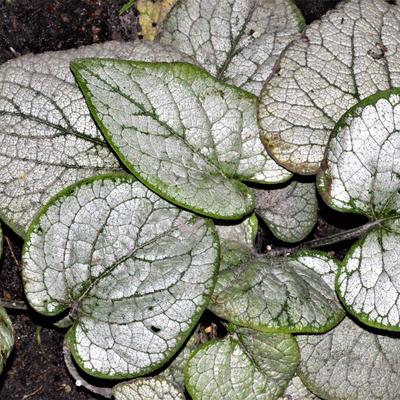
[1,0,400,399]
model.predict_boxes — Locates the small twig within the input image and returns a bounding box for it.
[0,298,28,311]
[23,384,44,399]
[265,219,383,257]
[63,345,113,399]
[5,235,21,269]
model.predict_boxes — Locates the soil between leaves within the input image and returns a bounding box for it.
[0,0,341,399]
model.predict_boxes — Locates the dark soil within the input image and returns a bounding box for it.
[0,1,343,399]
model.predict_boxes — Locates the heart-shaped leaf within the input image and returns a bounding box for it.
[298,317,400,400]
[72,60,291,220]
[23,174,219,379]
[185,327,299,400]
[0,306,14,375]
[209,240,344,333]
[259,0,400,174]
[318,90,400,330]
[159,0,304,95]
[254,180,317,243]
[0,41,193,237]
[112,377,185,400]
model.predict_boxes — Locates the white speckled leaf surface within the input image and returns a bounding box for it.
[298,317,400,400]
[112,377,185,400]
[159,0,304,95]
[318,90,400,330]
[72,60,291,220]
[0,306,14,375]
[209,241,344,333]
[0,41,193,238]
[254,181,317,243]
[259,0,400,174]
[185,328,299,400]
[23,174,219,379]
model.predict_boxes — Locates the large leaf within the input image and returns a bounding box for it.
[0,41,193,237]
[318,90,400,330]
[72,60,291,220]
[0,306,14,375]
[254,180,317,243]
[209,241,344,333]
[22,174,219,379]
[113,377,185,400]
[160,0,305,95]
[259,0,400,174]
[185,327,299,400]
[298,317,400,400]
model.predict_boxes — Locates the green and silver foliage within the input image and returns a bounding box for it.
[0,41,193,238]
[254,181,317,242]
[72,60,291,220]
[318,90,400,331]
[259,0,400,175]
[22,174,219,379]
[185,327,299,400]
[0,306,14,375]
[298,318,400,400]
[112,377,185,400]
[159,0,305,95]
[209,242,343,333]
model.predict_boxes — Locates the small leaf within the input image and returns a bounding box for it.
[185,328,299,400]
[0,40,193,237]
[259,0,400,174]
[318,90,400,330]
[23,174,219,379]
[160,0,304,95]
[112,377,185,400]
[72,60,291,220]
[0,306,14,375]
[254,181,317,243]
[215,214,258,247]
[137,0,178,40]
[298,317,400,400]
[209,242,344,333]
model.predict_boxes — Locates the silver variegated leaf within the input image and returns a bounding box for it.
[112,377,185,400]
[23,174,219,379]
[159,0,304,95]
[259,0,400,174]
[0,306,14,375]
[254,180,317,243]
[298,318,400,400]
[0,41,192,237]
[209,241,344,333]
[185,328,299,400]
[318,90,400,330]
[72,60,291,220]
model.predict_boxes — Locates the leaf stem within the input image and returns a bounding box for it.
[63,344,113,399]
[265,219,383,257]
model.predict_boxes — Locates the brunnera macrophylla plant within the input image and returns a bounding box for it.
[1,0,400,399]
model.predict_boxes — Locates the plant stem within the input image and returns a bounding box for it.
[0,298,28,311]
[63,345,113,399]
[266,219,383,257]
